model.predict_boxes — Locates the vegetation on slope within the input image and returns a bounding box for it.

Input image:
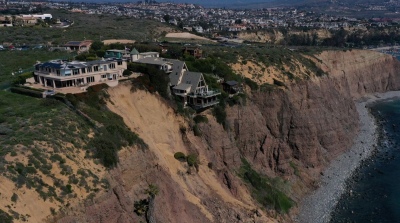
[238,158,294,214]
[0,91,109,221]
[0,9,175,45]
[65,84,147,168]
[0,50,74,88]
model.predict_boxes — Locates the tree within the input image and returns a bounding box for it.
[163,14,170,23]
[123,69,131,77]
[91,41,104,52]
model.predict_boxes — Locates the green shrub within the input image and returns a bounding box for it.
[123,69,131,77]
[88,137,118,168]
[238,158,294,213]
[273,79,286,87]
[186,154,198,167]
[50,154,66,164]
[213,104,227,128]
[193,125,202,137]
[193,115,208,124]
[10,87,43,98]
[11,193,18,203]
[227,93,246,107]
[0,209,13,223]
[244,77,258,91]
[134,199,149,216]
[174,152,186,161]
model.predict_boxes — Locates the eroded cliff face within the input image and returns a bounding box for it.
[57,50,400,223]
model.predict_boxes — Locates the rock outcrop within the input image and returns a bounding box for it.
[57,50,400,223]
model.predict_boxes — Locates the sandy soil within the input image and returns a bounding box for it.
[165,32,212,41]
[106,83,262,221]
[102,39,136,45]
[297,91,400,223]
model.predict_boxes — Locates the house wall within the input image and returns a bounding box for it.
[34,60,127,88]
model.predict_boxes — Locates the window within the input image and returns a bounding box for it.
[101,74,106,78]
[73,69,79,75]
[117,61,122,65]
[81,68,86,74]
[109,63,115,69]
[56,70,60,75]
[86,76,95,83]
[87,67,92,73]
[93,66,99,72]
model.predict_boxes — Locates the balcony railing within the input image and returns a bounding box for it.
[191,100,220,110]
[188,89,221,98]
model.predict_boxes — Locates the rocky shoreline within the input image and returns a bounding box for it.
[297,91,400,223]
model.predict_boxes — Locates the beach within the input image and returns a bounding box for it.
[297,91,400,223]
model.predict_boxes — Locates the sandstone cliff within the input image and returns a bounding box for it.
[57,50,400,223]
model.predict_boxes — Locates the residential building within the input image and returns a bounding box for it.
[104,49,131,60]
[132,49,220,109]
[183,46,203,59]
[222,80,241,94]
[25,14,53,20]
[64,40,93,53]
[33,58,127,89]
[130,48,160,61]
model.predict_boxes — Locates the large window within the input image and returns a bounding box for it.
[87,67,92,73]
[117,61,122,65]
[109,63,115,69]
[94,66,99,72]
[86,76,95,83]
[81,68,86,74]
[73,69,80,75]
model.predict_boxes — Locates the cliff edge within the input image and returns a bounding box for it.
[56,50,400,223]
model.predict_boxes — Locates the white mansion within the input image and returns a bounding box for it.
[33,58,127,88]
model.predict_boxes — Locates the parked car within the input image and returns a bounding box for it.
[43,89,56,96]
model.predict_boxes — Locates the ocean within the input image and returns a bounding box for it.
[330,98,400,222]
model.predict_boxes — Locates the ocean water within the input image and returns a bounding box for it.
[330,99,400,223]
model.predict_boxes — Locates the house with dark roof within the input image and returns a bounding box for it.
[132,49,220,109]
[222,80,242,94]
[64,40,93,53]
[33,58,127,89]
[172,71,220,109]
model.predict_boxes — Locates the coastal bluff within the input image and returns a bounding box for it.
[55,50,400,223]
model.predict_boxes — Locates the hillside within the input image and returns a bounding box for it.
[1,49,400,223]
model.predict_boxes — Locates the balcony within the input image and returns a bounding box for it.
[191,100,220,110]
[188,89,221,98]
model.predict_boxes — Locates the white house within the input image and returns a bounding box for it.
[33,58,127,89]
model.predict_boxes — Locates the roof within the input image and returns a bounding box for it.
[130,48,139,55]
[64,40,92,47]
[173,83,192,91]
[180,71,203,93]
[169,60,186,86]
[135,57,170,66]
[224,80,239,86]
[36,58,122,70]
[106,49,127,53]
[140,52,159,56]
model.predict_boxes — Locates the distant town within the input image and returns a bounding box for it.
[2,0,400,34]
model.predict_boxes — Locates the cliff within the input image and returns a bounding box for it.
[56,50,400,223]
